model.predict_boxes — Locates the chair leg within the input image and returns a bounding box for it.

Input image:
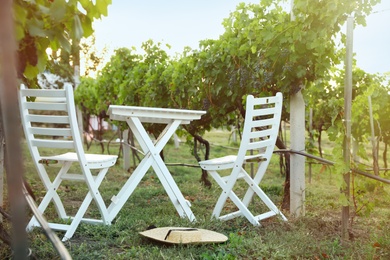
[208,167,287,225]
[62,167,111,241]
[52,162,73,219]
[28,164,112,241]
[227,190,260,226]
[62,193,93,241]
[242,172,287,221]
[209,168,253,222]
[86,167,111,224]
[208,170,231,219]
[27,163,72,231]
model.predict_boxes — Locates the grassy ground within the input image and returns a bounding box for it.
[1,129,390,259]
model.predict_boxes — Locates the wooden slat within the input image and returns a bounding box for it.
[247,138,272,150]
[26,114,69,124]
[249,128,273,139]
[29,127,71,136]
[252,106,277,117]
[24,102,67,111]
[20,89,66,98]
[31,139,74,149]
[253,95,279,105]
[251,118,274,128]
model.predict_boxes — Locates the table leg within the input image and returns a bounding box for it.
[107,153,153,221]
[127,117,196,222]
[151,156,196,221]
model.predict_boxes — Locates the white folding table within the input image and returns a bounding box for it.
[107,105,206,222]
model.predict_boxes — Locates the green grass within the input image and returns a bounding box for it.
[1,129,390,259]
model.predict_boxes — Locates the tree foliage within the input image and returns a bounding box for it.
[14,0,112,84]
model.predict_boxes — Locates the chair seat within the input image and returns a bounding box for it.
[41,152,117,169]
[200,154,266,171]
[199,155,237,170]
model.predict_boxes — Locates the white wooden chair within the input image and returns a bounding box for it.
[19,84,117,241]
[199,93,287,226]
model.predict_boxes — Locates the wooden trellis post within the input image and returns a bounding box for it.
[289,0,306,218]
[342,14,354,241]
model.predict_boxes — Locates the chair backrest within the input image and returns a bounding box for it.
[236,93,283,178]
[19,84,86,165]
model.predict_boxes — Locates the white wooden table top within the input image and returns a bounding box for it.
[108,105,206,124]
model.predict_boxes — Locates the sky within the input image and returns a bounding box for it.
[92,0,390,75]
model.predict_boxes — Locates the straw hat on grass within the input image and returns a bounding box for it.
[139,227,228,245]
